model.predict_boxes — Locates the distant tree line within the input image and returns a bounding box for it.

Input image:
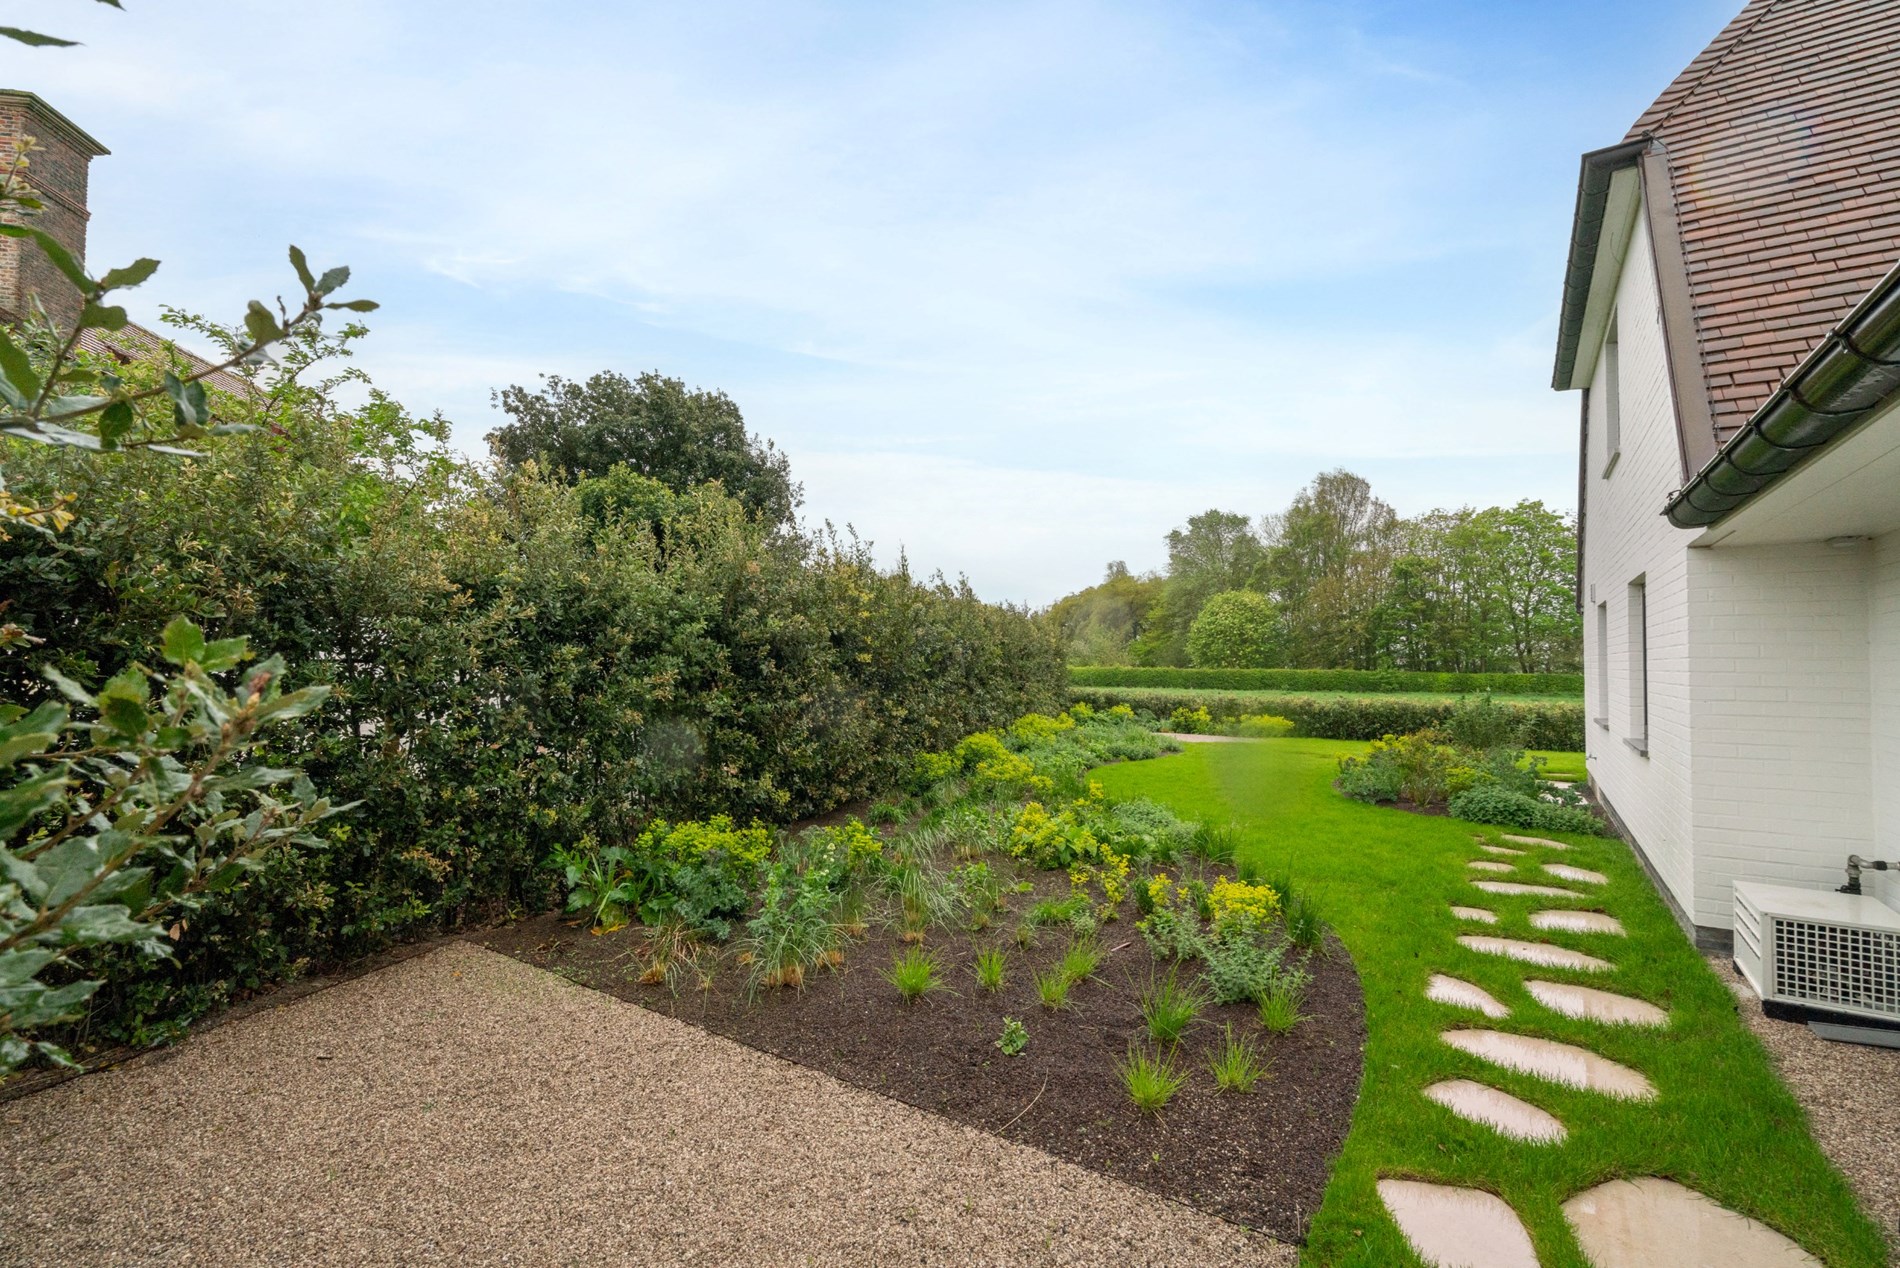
[1045,470,1580,674]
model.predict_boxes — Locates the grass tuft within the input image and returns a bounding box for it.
[1208,1023,1267,1092]
[1138,969,1206,1045]
[1117,1042,1188,1112]
[884,946,944,1003]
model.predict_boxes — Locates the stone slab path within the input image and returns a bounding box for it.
[1384,829,1828,1266]
[0,942,1292,1268]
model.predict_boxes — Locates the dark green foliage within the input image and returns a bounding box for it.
[0,323,1064,1054]
[1068,666,1584,695]
[489,370,801,527]
[1443,693,1529,751]
[1447,785,1610,837]
[1070,687,1586,750]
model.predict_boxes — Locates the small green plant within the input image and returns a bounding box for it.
[1117,1043,1188,1112]
[1026,893,1089,927]
[1139,970,1207,1045]
[1258,966,1311,1033]
[1035,964,1073,1009]
[885,946,945,1002]
[975,946,1007,992]
[556,841,639,931]
[996,1016,1028,1056]
[1013,921,1039,950]
[1059,937,1104,985]
[869,799,905,826]
[1208,1024,1267,1092]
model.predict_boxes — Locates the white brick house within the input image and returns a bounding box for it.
[1557,0,1900,947]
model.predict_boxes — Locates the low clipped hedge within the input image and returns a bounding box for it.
[1067,666,1583,696]
[1069,686,1586,751]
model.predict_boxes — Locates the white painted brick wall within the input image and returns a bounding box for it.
[1579,211,1703,917]
[1687,542,1874,927]
[1869,531,1900,909]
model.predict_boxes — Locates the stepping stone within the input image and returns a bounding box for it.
[1503,833,1571,850]
[1468,860,1516,873]
[1450,905,1499,924]
[1530,909,1626,936]
[1525,980,1667,1027]
[1478,844,1526,856]
[1544,863,1607,885]
[1564,1177,1821,1266]
[1473,881,1585,898]
[1423,1079,1567,1143]
[1443,1029,1657,1100]
[1427,974,1510,1018]
[1458,936,1611,972]
[1378,1179,1540,1268]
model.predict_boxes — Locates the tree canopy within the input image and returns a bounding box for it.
[488,370,802,527]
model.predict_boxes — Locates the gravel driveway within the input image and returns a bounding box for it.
[0,942,1293,1268]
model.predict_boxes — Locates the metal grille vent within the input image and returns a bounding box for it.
[1771,917,1900,1020]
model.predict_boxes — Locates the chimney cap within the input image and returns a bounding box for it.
[0,89,109,158]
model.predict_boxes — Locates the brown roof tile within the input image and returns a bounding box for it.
[1624,0,1900,443]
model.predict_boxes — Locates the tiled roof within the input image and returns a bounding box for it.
[1624,0,1900,445]
[76,323,260,401]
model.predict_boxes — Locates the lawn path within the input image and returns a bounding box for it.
[1094,739,1886,1268]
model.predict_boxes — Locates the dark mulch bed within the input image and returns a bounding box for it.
[475,865,1366,1241]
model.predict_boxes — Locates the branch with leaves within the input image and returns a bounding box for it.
[0,618,350,1075]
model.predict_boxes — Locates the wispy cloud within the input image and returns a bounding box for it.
[6,0,1737,602]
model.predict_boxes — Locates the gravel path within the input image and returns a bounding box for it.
[0,942,1294,1268]
[1711,955,1900,1257]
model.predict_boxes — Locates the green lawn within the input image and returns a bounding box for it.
[1095,738,1884,1268]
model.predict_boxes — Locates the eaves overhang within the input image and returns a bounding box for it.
[1664,258,1900,529]
[1551,137,1650,392]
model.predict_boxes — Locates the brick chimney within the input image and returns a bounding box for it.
[0,90,108,331]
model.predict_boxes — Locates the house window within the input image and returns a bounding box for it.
[1594,602,1609,727]
[1601,314,1621,477]
[1625,578,1647,755]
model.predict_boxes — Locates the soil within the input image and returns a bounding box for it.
[475,863,1366,1242]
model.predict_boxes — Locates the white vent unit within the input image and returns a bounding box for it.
[1733,882,1900,1025]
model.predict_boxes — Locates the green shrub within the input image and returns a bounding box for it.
[1070,687,1585,750]
[1233,713,1295,738]
[1335,753,1402,803]
[1168,704,1213,734]
[1447,786,1609,836]
[1069,666,1584,695]
[1201,929,1292,1006]
[742,861,840,992]
[1185,590,1285,668]
[627,816,775,940]
[1444,693,1528,751]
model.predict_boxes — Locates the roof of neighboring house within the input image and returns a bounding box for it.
[1625,0,1900,449]
[76,323,260,401]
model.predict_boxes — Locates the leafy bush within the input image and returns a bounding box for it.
[1233,713,1295,737]
[1185,591,1285,669]
[1069,667,1584,695]
[1447,786,1609,837]
[0,619,341,1073]
[1335,754,1402,803]
[1105,799,1198,862]
[1444,693,1528,751]
[1071,688,1585,750]
[1334,732,1457,806]
[1168,704,1214,734]
[628,816,774,940]
[1201,928,1293,1006]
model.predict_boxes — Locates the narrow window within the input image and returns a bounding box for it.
[1594,602,1609,727]
[1601,315,1621,477]
[1625,578,1647,754]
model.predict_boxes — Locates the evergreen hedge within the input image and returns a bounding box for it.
[1067,666,1583,696]
[1070,686,1586,751]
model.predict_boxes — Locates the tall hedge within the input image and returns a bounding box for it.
[1070,687,1586,751]
[1069,665,1584,696]
[1,349,1064,1050]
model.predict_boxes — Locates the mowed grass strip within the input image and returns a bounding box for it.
[1094,738,1886,1268]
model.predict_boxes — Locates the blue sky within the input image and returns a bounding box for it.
[9,0,1737,604]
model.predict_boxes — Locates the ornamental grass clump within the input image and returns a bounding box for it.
[1139,970,1207,1045]
[885,946,945,1003]
[1208,1024,1267,1093]
[1059,937,1104,986]
[1035,964,1073,1010]
[974,946,1007,992]
[1117,1043,1188,1113]
[1258,964,1312,1033]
